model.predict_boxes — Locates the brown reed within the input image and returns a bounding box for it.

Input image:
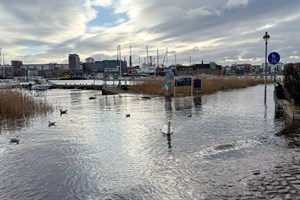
[0,89,52,120]
[129,75,275,96]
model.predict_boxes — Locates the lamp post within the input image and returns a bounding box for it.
[263,32,270,103]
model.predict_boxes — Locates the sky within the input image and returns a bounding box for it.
[0,0,299,66]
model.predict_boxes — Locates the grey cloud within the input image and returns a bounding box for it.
[1,0,299,65]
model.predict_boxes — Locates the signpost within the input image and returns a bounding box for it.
[268,52,280,65]
[174,77,193,97]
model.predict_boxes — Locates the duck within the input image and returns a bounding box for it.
[9,136,19,144]
[48,121,56,127]
[60,109,68,115]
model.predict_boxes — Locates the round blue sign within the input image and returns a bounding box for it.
[268,52,280,65]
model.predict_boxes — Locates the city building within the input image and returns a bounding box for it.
[83,59,127,77]
[20,63,69,78]
[11,60,23,76]
[85,57,95,63]
[68,54,81,72]
[0,64,12,78]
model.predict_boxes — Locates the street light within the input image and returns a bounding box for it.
[263,32,270,103]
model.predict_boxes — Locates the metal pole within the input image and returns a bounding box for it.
[264,40,268,104]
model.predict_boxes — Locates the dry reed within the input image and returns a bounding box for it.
[129,75,275,96]
[0,89,52,120]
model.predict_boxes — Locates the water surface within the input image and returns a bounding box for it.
[0,84,298,199]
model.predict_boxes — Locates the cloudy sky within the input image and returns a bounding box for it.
[0,0,299,66]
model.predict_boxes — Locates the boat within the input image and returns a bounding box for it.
[29,79,54,90]
[0,79,20,89]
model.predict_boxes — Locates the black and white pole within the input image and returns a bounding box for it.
[263,32,270,104]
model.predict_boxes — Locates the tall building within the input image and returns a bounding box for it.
[68,54,81,72]
[11,60,23,76]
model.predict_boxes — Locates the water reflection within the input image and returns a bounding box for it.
[164,97,173,119]
[193,96,202,108]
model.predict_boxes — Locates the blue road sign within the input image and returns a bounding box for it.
[268,52,280,65]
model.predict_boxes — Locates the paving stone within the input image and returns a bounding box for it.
[281,181,288,186]
[278,189,289,194]
[265,190,278,195]
[275,185,285,190]
[284,186,291,191]
[290,180,300,184]
[281,173,292,177]
[271,195,283,200]
[292,184,300,190]
[272,181,280,186]
[286,176,296,181]
[284,194,292,200]
[267,186,274,190]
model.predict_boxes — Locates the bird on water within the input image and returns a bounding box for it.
[60,109,68,115]
[9,136,19,144]
[48,121,56,127]
[161,121,174,134]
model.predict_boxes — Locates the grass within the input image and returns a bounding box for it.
[0,89,52,121]
[129,75,277,96]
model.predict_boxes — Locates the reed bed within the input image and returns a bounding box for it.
[0,89,52,120]
[129,75,275,96]
[130,77,166,95]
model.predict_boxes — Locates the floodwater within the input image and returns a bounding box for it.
[0,84,299,199]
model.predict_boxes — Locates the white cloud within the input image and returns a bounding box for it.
[185,7,222,19]
[225,0,249,10]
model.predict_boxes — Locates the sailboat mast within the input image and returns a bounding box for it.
[146,45,149,65]
[156,49,159,67]
[119,44,122,77]
[166,47,168,68]
[129,45,132,67]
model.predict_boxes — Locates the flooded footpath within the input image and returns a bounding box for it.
[0,84,299,200]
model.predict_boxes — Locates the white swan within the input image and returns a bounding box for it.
[161,121,174,134]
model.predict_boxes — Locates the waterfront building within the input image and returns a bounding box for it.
[0,64,12,78]
[83,59,127,77]
[68,54,81,72]
[21,63,69,78]
[175,61,220,76]
[11,60,23,77]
